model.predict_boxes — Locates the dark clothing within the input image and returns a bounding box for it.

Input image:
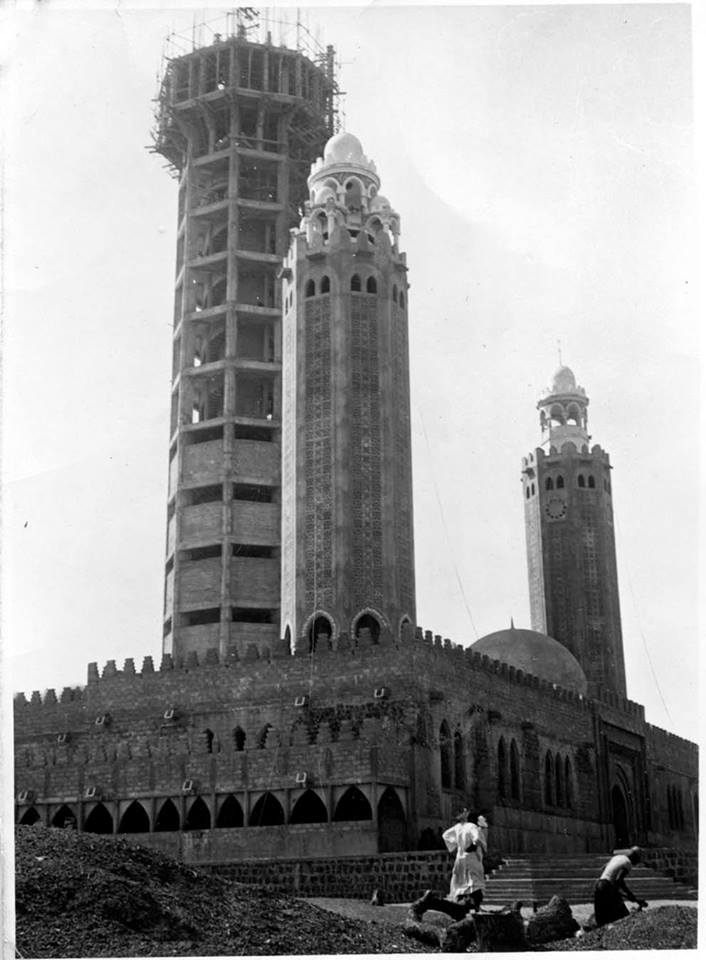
[594,878,629,926]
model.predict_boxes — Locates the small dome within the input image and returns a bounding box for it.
[472,626,587,694]
[324,131,365,164]
[551,365,577,394]
[313,185,336,205]
[369,194,391,212]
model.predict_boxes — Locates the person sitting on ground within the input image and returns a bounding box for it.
[409,810,489,922]
[593,845,648,926]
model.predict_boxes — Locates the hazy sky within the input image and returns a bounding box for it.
[3,2,698,741]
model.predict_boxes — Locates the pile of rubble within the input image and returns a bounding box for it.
[15,826,429,956]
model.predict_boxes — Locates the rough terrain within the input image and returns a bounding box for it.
[15,826,697,955]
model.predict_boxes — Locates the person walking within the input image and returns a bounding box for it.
[593,846,648,926]
[442,808,489,912]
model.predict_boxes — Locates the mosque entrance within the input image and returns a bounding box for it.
[611,784,630,847]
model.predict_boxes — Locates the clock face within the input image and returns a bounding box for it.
[545,496,567,520]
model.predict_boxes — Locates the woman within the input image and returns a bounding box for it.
[442,808,489,912]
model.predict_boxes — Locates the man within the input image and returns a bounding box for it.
[594,846,648,926]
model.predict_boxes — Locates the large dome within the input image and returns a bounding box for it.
[323,131,365,164]
[550,365,577,394]
[472,626,588,694]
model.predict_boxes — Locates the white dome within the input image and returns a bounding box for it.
[370,194,391,212]
[323,131,365,164]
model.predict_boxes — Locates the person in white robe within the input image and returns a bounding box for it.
[442,809,489,911]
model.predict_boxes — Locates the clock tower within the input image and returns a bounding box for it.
[522,366,627,697]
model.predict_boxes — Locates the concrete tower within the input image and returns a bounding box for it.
[153,24,335,662]
[522,365,627,697]
[280,132,416,651]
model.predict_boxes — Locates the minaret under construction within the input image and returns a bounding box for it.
[153,17,336,662]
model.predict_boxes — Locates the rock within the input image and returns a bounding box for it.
[525,894,579,946]
[474,906,527,952]
[442,916,477,951]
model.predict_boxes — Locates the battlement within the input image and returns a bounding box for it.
[522,443,611,470]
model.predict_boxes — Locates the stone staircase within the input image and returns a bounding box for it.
[483,854,698,906]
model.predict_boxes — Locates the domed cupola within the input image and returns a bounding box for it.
[537,363,590,451]
[473,625,588,695]
[304,132,400,248]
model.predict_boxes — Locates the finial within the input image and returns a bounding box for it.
[557,339,563,366]
[510,616,515,630]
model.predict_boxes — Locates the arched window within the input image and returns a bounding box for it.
[305,278,315,298]
[564,756,573,809]
[544,752,553,806]
[204,728,214,753]
[216,794,244,828]
[440,720,452,789]
[290,789,328,824]
[257,723,272,749]
[51,804,77,829]
[578,474,586,488]
[557,475,565,489]
[545,477,554,491]
[118,800,150,833]
[350,274,362,292]
[18,807,41,826]
[354,612,380,644]
[333,785,372,821]
[399,292,405,308]
[392,284,398,304]
[308,614,333,653]
[249,791,285,826]
[588,475,595,489]
[233,725,246,751]
[366,276,377,294]
[345,179,362,210]
[497,737,507,799]
[320,275,330,294]
[531,482,536,496]
[454,730,465,790]
[184,796,211,831]
[525,487,530,500]
[154,798,180,832]
[555,754,564,807]
[84,803,114,835]
[510,739,521,800]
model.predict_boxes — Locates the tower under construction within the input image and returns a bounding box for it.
[153,15,336,662]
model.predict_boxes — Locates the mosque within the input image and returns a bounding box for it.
[14,28,696,887]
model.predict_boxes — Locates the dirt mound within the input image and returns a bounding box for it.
[543,905,697,951]
[15,826,432,956]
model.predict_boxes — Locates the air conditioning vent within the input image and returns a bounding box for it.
[163,708,176,721]
[17,790,34,804]
[294,695,309,708]
[84,786,100,800]
[181,779,196,794]
[56,732,70,744]
[295,772,308,786]
[94,714,111,727]
[373,686,389,700]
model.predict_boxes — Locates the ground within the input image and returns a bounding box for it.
[14,826,697,955]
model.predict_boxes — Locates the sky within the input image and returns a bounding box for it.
[2,1,700,744]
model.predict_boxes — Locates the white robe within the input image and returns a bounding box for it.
[442,818,488,900]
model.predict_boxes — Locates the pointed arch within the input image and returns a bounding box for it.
[18,807,41,826]
[544,752,554,806]
[588,475,595,489]
[497,737,507,799]
[578,474,586,488]
[545,476,554,491]
[216,794,244,828]
[556,475,565,489]
[440,720,452,789]
[366,276,377,294]
[184,796,211,831]
[257,722,272,749]
[320,275,330,294]
[454,730,465,790]
[84,803,114,835]
[510,739,521,800]
[305,278,315,298]
[344,177,363,210]
[290,789,328,824]
[249,791,285,826]
[350,274,362,292]
[51,804,77,829]
[304,611,334,653]
[399,291,405,308]
[392,284,398,304]
[233,725,246,751]
[378,787,407,852]
[118,800,150,833]
[333,785,372,821]
[154,798,180,832]
[352,609,384,644]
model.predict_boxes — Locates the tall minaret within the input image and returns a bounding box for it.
[281,132,416,651]
[521,365,627,697]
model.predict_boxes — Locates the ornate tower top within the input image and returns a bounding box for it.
[537,364,590,450]
[302,131,401,251]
